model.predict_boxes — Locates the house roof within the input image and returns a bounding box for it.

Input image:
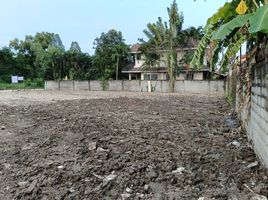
[181,65,210,72]
[122,64,210,74]
[130,44,141,53]
[122,63,135,73]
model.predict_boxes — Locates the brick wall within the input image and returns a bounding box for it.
[241,60,268,167]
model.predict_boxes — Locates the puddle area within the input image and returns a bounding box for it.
[225,116,239,128]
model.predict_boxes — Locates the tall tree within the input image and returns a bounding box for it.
[141,0,184,92]
[69,41,82,53]
[46,34,66,80]
[93,29,129,80]
[52,34,65,51]
[0,47,18,82]
[9,32,56,79]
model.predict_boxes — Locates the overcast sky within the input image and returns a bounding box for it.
[0,0,227,55]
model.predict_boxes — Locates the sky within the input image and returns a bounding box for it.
[0,0,228,55]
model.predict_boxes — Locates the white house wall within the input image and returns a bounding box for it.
[194,72,203,80]
[133,51,186,69]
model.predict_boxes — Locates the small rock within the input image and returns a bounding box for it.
[22,143,35,150]
[45,160,54,166]
[18,181,28,187]
[228,140,241,148]
[88,142,97,151]
[84,186,91,195]
[1,126,6,130]
[198,198,210,200]
[247,161,259,169]
[172,167,185,174]
[121,193,131,199]
[146,170,157,178]
[3,163,11,169]
[57,165,64,169]
[253,183,264,194]
[126,187,132,193]
[25,179,38,194]
[97,147,109,153]
[136,193,145,198]
[104,174,117,182]
[250,195,267,200]
[69,188,75,193]
[144,184,149,191]
[4,186,10,191]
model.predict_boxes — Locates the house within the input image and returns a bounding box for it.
[122,44,211,81]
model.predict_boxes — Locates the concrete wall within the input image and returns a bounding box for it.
[74,81,89,91]
[140,81,149,92]
[59,81,74,91]
[90,81,102,91]
[108,81,123,91]
[123,80,140,92]
[45,81,59,90]
[238,60,268,167]
[45,80,225,95]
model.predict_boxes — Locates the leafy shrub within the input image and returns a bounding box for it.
[0,75,12,83]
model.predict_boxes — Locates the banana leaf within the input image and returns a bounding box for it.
[212,14,252,40]
[249,4,268,34]
[207,2,233,25]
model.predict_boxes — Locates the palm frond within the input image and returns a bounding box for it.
[220,33,247,72]
[190,26,213,69]
[210,41,223,73]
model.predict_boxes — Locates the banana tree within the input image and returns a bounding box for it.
[190,0,268,74]
[140,0,184,92]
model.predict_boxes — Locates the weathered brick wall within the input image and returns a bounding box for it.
[246,61,268,166]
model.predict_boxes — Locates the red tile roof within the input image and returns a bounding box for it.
[130,44,140,53]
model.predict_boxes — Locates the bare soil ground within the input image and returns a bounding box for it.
[0,90,267,200]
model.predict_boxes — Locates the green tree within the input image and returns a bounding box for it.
[46,34,66,80]
[0,47,18,82]
[191,0,268,73]
[93,29,129,80]
[70,41,82,53]
[141,0,184,92]
[9,32,56,79]
[10,35,36,78]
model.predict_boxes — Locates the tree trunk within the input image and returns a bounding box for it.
[116,56,119,80]
[52,61,56,80]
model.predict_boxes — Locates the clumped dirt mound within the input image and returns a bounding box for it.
[0,95,267,200]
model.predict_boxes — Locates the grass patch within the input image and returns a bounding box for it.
[0,79,44,90]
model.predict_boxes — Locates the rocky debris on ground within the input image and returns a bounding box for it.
[0,95,267,199]
[88,142,97,151]
[247,161,259,169]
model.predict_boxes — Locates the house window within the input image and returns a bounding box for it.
[144,74,150,80]
[186,72,194,80]
[137,54,141,60]
[151,74,158,80]
[143,74,158,80]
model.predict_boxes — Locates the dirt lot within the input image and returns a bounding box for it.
[0,90,267,200]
